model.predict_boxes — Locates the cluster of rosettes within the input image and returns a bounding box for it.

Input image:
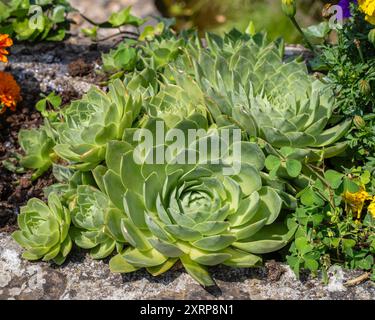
[10,29,361,286]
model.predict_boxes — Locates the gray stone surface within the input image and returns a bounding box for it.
[1,232,374,300]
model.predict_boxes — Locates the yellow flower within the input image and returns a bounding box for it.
[342,189,371,219]
[358,0,375,24]
[368,198,375,218]
[0,71,21,114]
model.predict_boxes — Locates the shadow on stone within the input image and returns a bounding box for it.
[211,265,267,283]
[58,247,87,268]
[204,284,222,297]
[10,41,112,66]
[120,268,182,286]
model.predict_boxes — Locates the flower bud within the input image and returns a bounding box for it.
[353,115,366,129]
[282,0,297,18]
[369,29,375,46]
[359,79,371,96]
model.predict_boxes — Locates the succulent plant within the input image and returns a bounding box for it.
[141,36,186,70]
[14,30,350,285]
[19,127,56,180]
[45,165,99,205]
[53,79,142,171]
[12,193,72,265]
[164,32,351,161]
[84,118,296,286]
[69,185,126,259]
[102,42,139,75]
[145,81,209,128]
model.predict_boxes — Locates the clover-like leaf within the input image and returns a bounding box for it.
[108,7,145,28]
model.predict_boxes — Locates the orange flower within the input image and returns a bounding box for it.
[0,34,13,63]
[0,72,21,114]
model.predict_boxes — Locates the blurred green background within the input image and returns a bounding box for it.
[155,0,330,42]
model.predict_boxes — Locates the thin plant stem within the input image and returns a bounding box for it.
[290,16,316,53]
[354,39,365,64]
[79,13,100,26]
[97,31,139,42]
[79,13,140,39]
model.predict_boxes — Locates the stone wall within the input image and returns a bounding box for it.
[1,232,374,300]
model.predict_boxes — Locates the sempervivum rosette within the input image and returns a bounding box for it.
[53,79,142,171]
[12,193,72,265]
[86,116,295,286]
[69,185,126,259]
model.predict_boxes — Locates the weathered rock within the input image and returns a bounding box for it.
[2,41,108,107]
[1,232,374,300]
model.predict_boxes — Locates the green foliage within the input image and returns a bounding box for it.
[107,7,145,28]
[319,45,375,116]
[0,0,72,42]
[139,22,165,42]
[19,126,55,180]
[309,5,375,170]
[265,147,303,180]
[102,42,139,76]
[79,6,151,41]
[18,92,63,180]
[142,35,185,70]
[81,26,98,39]
[346,115,375,165]
[287,167,375,281]
[302,22,331,44]
[2,152,25,174]
[287,9,375,284]
[35,91,62,121]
